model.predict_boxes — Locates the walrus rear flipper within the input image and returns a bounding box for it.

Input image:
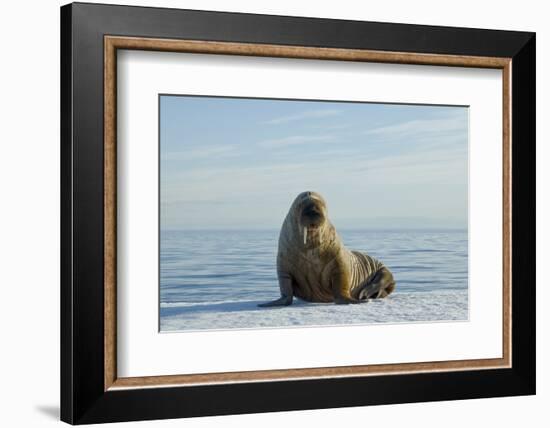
[358,267,396,299]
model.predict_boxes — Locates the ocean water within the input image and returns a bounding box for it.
[160,229,468,331]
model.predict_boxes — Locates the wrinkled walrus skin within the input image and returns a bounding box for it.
[259,191,396,307]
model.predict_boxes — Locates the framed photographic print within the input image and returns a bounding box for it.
[60,2,536,424]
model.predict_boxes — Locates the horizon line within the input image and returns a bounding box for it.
[160,227,468,232]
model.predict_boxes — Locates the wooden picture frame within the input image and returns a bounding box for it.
[61,2,535,424]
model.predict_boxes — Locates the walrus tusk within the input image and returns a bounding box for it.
[303,227,307,245]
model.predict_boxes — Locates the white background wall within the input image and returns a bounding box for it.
[0,0,546,426]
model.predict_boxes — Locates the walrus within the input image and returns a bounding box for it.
[259,191,395,306]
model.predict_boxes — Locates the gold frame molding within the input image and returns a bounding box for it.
[104,35,512,391]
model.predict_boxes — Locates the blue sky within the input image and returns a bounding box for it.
[160,95,468,230]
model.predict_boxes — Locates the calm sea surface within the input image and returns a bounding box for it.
[160,229,468,308]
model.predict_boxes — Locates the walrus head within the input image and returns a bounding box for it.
[292,191,329,246]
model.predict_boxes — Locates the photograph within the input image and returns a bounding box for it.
[159,95,469,332]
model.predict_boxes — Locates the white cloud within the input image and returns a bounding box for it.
[258,135,333,148]
[161,144,236,161]
[363,113,467,138]
[263,109,341,125]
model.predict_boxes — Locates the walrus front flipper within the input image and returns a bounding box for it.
[258,269,294,307]
[331,264,368,304]
[334,296,368,305]
[258,295,293,307]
